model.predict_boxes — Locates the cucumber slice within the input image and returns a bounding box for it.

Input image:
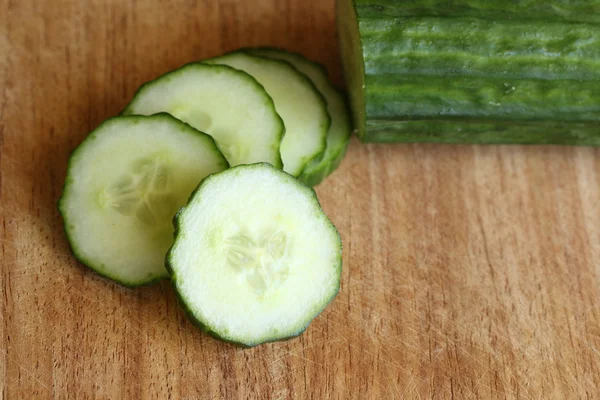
[58,114,229,286]
[249,48,352,186]
[167,163,342,346]
[122,63,284,168]
[205,52,330,177]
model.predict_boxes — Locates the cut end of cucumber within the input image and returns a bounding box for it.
[59,114,228,287]
[337,0,365,140]
[168,163,342,346]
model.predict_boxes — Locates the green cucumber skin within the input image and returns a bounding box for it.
[165,163,342,347]
[361,17,600,81]
[366,75,600,122]
[355,0,600,23]
[338,0,600,144]
[58,113,229,288]
[365,120,600,145]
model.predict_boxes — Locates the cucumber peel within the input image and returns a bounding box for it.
[339,0,600,145]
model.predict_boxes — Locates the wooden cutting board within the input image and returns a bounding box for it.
[2,0,600,398]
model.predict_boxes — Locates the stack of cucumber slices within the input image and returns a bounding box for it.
[59,48,350,347]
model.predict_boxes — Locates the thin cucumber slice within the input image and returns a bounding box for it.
[167,163,342,346]
[249,48,352,186]
[205,52,330,177]
[58,114,229,286]
[122,63,284,169]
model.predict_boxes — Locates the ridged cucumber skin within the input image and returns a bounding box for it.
[361,17,600,81]
[338,0,600,144]
[58,114,229,288]
[366,75,600,122]
[355,0,600,23]
[165,163,342,347]
[366,120,600,145]
[247,47,352,186]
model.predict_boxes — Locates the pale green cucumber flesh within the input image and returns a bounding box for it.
[58,114,228,286]
[123,63,284,169]
[167,163,342,346]
[206,52,329,177]
[248,48,352,186]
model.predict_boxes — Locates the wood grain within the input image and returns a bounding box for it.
[2,0,600,398]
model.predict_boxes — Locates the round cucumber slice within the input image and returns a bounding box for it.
[206,52,330,177]
[167,163,342,346]
[58,114,229,286]
[122,63,284,169]
[249,48,353,186]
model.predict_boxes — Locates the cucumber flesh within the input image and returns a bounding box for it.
[123,63,284,169]
[167,163,342,346]
[249,48,352,186]
[206,52,329,177]
[58,114,229,286]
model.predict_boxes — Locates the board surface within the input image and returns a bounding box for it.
[1,0,600,398]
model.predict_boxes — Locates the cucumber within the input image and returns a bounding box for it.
[354,0,600,23]
[58,114,229,286]
[122,63,284,168]
[249,48,352,186]
[205,52,330,177]
[338,0,600,145]
[167,163,342,346]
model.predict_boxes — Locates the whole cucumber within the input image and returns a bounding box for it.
[338,0,600,144]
